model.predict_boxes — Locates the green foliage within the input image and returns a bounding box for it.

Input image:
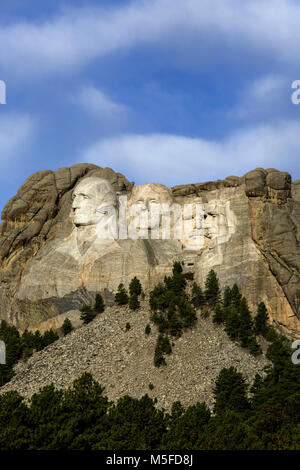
[212,304,224,324]
[0,321,59,386]
[125,322,131,331]
[80,305,96,324]
[94,293,105,313]
[223,286,232,308]
[238,297,254,348]
[191,282,204,308]
[225,309,241,340]
[115,284,129,305]
[42,329,59,347]
[231,283,242,308]
[154,334,172,368]
[145,324,151,335]
[129,293,140,310]
[129,276,142,296]
[204,269,221,305]
[254,302,269,336]
[172,261,183,274]
[213,367,250,416]
[161,401,211,450]
[1,332,300,451]
[61,318,73,336]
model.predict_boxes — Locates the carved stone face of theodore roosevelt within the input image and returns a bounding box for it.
[72,177,117,227]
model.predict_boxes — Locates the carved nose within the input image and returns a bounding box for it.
[72,198,80,209]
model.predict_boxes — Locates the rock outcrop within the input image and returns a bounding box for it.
[0,164,300,337]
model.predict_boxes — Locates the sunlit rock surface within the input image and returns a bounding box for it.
[0,164,300,337]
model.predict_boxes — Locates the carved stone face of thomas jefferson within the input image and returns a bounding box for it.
[72,177,117,227]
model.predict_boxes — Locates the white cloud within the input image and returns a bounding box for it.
[0,114,35,165]
[81,121,300,185]
[230,74,291,120]
[71,86,128,122]
[1,0,300,79]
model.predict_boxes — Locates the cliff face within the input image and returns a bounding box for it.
[0,164,300,337]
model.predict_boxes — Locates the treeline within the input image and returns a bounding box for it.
[212,284,271,355]
[0,329,299,450]
[0,321,59,386]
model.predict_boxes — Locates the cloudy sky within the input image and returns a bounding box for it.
[0,0,300,210]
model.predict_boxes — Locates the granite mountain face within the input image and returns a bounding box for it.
[0,164,300,338]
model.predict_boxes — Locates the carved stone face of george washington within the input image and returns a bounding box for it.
[72,177,117,227]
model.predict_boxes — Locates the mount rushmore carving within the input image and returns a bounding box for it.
[0,163,300,337]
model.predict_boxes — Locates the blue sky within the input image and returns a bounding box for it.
[1,0,300,211]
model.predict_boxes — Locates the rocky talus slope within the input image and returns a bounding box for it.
[0,301,270,410]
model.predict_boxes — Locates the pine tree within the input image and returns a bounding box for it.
[167,307,182,338]
[191,282,204,308]
[225,308,241,340]
[115,283,129,305]
[254,302,269,336]
[62,318,73,336]
[213,304,225,324]
[213,367,250,415]
[80,305,96,324]
[231,283,242,308]
[238,297,254,347]
[205,269,221,305]
[33,330,44,351]
[250,373,263,397]
[172,261,183,275]
[154,348,166,367]
[248,337,262,356]
[129,277,142,296]
[94,293,105,313]
[129,293,140,310]
[223,286,232,308]
[42,329,59,347]
[178,301,197,328]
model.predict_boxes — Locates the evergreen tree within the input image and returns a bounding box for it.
[248,337,262,356]
[213,367,250,416]
[178,301,197,328]
[205,270,221,305]
[115,284,129,305]
[238,297,254,348]
[250,373,263,397]
[129,277,142,296]
[231,283,242,308]
[149,283,168,311]
[167,307,182,338]
[145,324,151,335]
[129,293,140,311]
[172,261,183,275]
[94,293,105,313]
[222,286,232,308]
[213,304,225,324]
[42,329,59,347]
[80,305,96,324]
[191,282,204,308]
[254,302,269,336]
[62,318,73,336]
[33,330,44,351]
[154,348,166,367]
[157,334,172,356]
[225,309,240,340]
